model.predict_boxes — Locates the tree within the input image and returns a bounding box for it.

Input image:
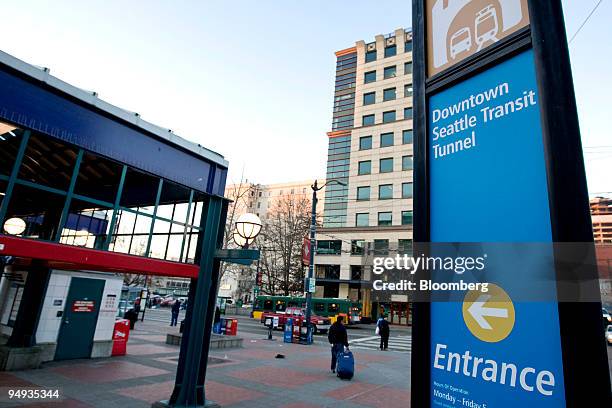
[258,194,312,296]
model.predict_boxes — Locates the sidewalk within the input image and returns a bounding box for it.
[0,320,411,408]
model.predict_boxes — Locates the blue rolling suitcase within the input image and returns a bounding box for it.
[336,349,354,380]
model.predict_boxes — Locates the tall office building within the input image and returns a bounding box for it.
[591,196,612,244]
[315,28,414,324]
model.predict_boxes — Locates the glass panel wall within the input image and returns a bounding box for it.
[0,125,208,265]
[0,121,26,176]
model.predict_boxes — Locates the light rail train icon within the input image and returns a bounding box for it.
[431,0,524,70]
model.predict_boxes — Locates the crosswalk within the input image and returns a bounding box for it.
[349,335,412,353]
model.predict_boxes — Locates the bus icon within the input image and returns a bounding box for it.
[475,4,500,51]
[450,27,472,60]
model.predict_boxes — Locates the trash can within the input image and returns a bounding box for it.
[225,318,238,336]
[111,319,130,356]
[284,318,293,343]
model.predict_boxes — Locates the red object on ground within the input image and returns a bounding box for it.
[112,319,131,356]
[225,319,238,336]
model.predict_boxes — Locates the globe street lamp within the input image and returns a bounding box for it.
[234,213,262,249]
[232,231,248,247]
[3,217,26,235]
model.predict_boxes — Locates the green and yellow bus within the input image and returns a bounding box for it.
[253,295,361,324]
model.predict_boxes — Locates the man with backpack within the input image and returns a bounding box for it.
[377,314,390,350]
[328,315,349,373]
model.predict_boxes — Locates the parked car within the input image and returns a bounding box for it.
[117,300,133,317]
[261,307,331,334]
[603,308,612,330]
[160,296,176,307]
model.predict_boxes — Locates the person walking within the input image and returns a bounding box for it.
[170,299,181,326]
[327,315,349,373]
[377,314,390,351]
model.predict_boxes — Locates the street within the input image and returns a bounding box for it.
[1,310,412,408]
[142,307,413,353]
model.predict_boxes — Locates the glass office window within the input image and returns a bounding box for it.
[402,156,413,171]
[157,180,192,223]
[18,133,78,191]
[316,240,342,255]
[120,168,160,215]
[403,130,413,144]
[364,70,376,83]
[356,213,369,227]
[405,62,413,75]
[0,180,7,210]
[404,84,413,98]
[383,87,396,101]
[74,152,124,204]
[383,111,396,123]
[380,158,393,173]
[358,161,371,175]
[401,211,413,225]
[190,192,206,227]
[351,265,363,281]
[363,92,375,105]
[362,114,375,126]
[379,184,393,200]
[385,44,397,58]
[149,219,171,259]
[365,50,377,63]
[60,200,114,249]
[0,121,26,176]
[398,239,413,255]
[380,132,394,147]
[357,186,370,201]
[359,136,372,150]
[184,227,200,264]
[384,66,397,79]
[402,182,413,198]
[405,41,413,53]
[3,184,65,240]
[404,107,413,119]
[351,240,365,255]
[378,212,392,226]
[374,239,389,255]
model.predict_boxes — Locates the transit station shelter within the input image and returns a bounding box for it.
[0,50,231,405]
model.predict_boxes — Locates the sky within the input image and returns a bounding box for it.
[0,1,610,195]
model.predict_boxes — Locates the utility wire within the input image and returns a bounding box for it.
[569,0,604,44]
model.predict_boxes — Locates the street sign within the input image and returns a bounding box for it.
[412,1,611,407]
[462,284,515,343]
[428,50,565,407]
[308,278,316,293]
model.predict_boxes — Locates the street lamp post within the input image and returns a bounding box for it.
[235,213,262,249]
[304,179,346,343]
[234,213,263,314]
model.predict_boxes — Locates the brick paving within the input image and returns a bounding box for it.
[0,319,411,408]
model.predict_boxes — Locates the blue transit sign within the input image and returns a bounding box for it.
[428,50,565,406]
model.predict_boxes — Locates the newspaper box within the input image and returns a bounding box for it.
[225,318,238,336]
[111,319,130,356]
